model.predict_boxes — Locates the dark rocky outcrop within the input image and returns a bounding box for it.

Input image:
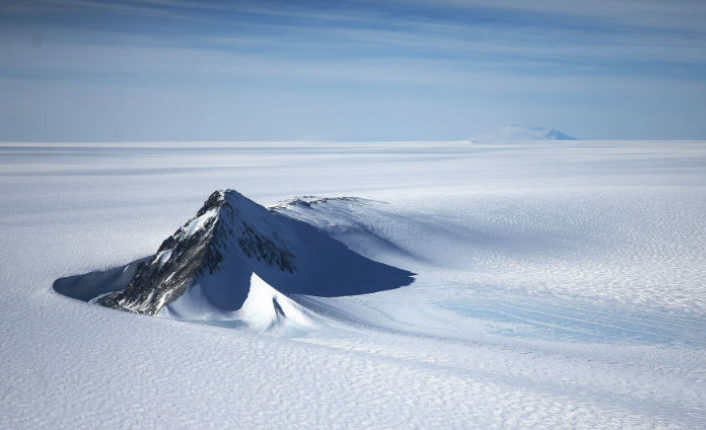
[56,189,415,317]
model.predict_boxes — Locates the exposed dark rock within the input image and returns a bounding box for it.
[98,189,296,315]
[89,189,414,317]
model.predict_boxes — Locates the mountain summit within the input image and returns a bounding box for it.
[90,189,414,328]
[471,125,577,142]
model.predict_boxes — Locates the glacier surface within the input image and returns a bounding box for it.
[1,139,705,428]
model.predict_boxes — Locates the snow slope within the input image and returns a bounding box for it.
[56,189,413,331]
[1,140,706,428]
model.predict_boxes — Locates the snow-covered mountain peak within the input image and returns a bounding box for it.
[270,195,375,211]
[89,189,414,324]
[195,189,228,216]
[472,125,577,142]
[197,189,263,218]
[97,189,298,315]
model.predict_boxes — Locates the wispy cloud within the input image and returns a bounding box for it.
[1,0,706,140]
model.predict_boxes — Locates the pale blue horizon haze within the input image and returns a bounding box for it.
[2,0,706,141]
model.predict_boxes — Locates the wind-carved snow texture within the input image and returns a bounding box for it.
[56,189,415,328]
[5,141,706,429]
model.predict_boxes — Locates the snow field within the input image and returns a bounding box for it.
[1,140,705,428]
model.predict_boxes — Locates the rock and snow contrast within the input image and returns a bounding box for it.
[3,140,706,428]
[472,125,577,142]
[56,189,413,331]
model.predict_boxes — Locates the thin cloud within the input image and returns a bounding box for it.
[1,0,705,139]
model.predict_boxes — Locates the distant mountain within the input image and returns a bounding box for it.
[471,125,577,142]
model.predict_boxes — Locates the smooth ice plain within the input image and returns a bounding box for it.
[1,140,705,428]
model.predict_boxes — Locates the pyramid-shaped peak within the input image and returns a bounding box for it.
[196,189,258,216]
[56,188,415,331]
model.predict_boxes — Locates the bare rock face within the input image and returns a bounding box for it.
[98,190,296,315]
[94,189,414,318]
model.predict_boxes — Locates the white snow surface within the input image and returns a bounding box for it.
[160,272,315,334]
[1,139,706,428]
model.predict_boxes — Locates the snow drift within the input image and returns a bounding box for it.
[53,189,415,329]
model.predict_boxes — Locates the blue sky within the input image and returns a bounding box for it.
[1,0,706,140]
